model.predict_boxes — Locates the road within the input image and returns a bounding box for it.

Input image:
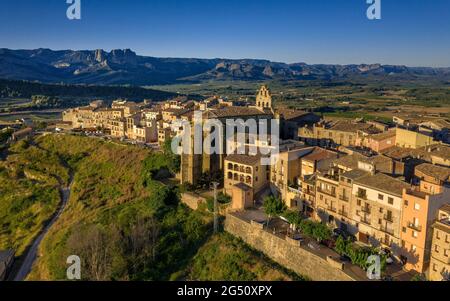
[13,177,73,281]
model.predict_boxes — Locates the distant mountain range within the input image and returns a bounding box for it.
[1,48,450,85]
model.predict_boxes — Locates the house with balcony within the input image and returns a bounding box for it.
[429,205,450,281]
[315,168,341,226]
[400,164,450,274]
[224,154,268,209]
[351,173,410,251]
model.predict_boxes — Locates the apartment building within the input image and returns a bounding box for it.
[429,205,450,281]
[400,164,450,274]
[270,145,314,204]
[351,173,410,249]
[334,169,368,230]
[315,168,341,225]
[279,148,335,216]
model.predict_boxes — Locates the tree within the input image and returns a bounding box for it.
[263,196,287,224]
[0,129,13,144]
[163,138,181,173]
[411,274,428,282]
[129,216,160,273]
[67,225,113,281]
[283,210,303,229]
[311,222,332,242]
[335,236,349,256]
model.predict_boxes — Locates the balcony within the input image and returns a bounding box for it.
[338,210,349,217]
[357,193,367,200]
[407,223,422,232]
[327,206,337,213]
[288,186,302,195]
[361,207,371,214]
[360,217,371,225]
[339,195,350,202]
[381,226,395,236]
[317,187,336,198]
[383,214,394,223]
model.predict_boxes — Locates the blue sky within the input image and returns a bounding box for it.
[1,0,449,66]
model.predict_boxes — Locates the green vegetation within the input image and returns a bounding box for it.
[206,193,231,212]
[298,220,332,243]
[0,128,13,144]
[30,95,61,109]
[0,135,292,280]
[186,232,306,281]
[335,236,386,272]
[0,138,69,255]
[151,80,450,123]
[410,273,428,281]
[263,196,287,223]
[0,79,178,102]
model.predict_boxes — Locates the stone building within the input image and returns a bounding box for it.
[299,120,383,148]
[224,154,268,198]
[256,84,272,111]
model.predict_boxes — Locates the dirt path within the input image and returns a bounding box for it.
[13,173,73,281]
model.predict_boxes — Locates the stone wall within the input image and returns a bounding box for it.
[225,213,358,281]
[181,192,206,210]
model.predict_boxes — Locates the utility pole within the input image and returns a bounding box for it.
[211,182,220,234]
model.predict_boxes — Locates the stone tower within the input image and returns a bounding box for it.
[256,85,272,111]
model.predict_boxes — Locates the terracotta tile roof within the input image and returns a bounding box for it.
[359,155,392,166]
[415,163,450,182]
[277,109,312,121]
[369,131,396,141]
[381,146,415,160]
[205,107,272,119]
[302,147,339,162]
[355,173,410,196]
[329,121,381,134]
[332,153,367,170]
[342,169,369,180]
[225,154,261,166]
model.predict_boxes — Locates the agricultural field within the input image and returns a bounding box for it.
[151,80,450,121]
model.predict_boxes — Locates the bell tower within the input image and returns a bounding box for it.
[256,85,272,110]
